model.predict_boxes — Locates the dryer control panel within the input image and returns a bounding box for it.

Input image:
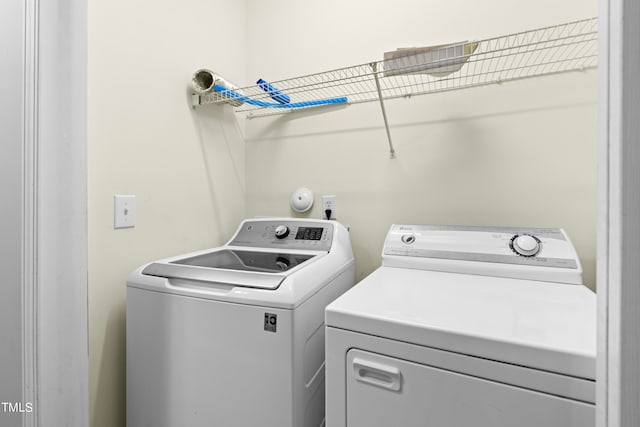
[229,219,334,252]
[382,224,582,284]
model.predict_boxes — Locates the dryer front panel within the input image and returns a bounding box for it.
[345,349,594,427]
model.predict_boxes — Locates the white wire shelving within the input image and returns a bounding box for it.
[192,17,598,157]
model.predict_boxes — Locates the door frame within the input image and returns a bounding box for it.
[21,0,88,426]
[596,0,640,426]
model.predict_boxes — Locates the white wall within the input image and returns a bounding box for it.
[88,1,247,426]
[0,1,24,425]
[244,0,599,288]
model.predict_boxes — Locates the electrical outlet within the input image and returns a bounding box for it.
[322,195,336,220]
[114,195,136,229]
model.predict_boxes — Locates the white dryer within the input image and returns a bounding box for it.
[127,218,354,427]
[325,224,595,427]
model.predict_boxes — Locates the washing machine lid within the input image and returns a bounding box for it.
[325,266,596,380]
[142,248,317,290]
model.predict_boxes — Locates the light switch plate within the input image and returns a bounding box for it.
[114,195,136,229]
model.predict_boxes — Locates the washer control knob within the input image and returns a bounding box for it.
[274,225,290,239]
[401,234,416,244]
[510,234,541,257]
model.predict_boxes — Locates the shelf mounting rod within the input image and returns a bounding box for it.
[371,62,396,159]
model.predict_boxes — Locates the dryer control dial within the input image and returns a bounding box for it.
[510,234,541,257]
[401,234,416,244]
[274,225,290,239]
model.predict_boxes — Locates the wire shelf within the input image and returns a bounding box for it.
[194,17,597,119]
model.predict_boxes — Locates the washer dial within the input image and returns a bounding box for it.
[274,225,290,239]
[510,234,542,257]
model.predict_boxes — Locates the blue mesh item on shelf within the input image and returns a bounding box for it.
[256,79,291,104]
[214,84,347,109]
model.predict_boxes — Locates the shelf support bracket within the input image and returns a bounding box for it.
[371,62,396,159]
[191,93,201,109]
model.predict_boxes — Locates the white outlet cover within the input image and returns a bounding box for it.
[114,195,136,229]
[322,195,337,220]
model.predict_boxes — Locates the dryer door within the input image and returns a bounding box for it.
[346,349,594,427]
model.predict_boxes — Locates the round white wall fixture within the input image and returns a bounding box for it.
[290,187,314,213]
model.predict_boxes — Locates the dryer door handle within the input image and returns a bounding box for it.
[352,357,402,392]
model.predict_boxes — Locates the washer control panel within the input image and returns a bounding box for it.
[384,224,580,270]
[229,219,334,251]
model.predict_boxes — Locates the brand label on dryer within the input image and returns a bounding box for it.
[264,313,277,332]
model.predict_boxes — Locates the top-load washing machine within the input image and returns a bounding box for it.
[127,218,354,427]
[325,224,595,427]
